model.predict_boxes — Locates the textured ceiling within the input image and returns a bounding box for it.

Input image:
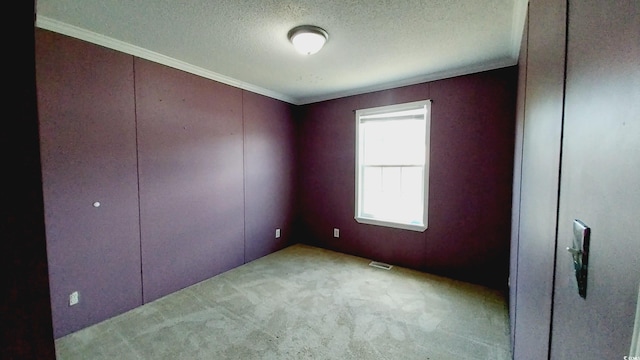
[36,0,527,105]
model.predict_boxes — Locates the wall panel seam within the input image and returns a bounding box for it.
[547,0,570,358]
[132,57,145,304]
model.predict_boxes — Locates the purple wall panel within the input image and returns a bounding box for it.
[135,59,245,303]
[511,0,566,357]
[550,0,640,358]
[296,95,364,258]
[510,9,528,351]
[36,30,142,338]
[426,69,516,287]
[36,31,296,336]
[297,72,516,287]
[242,91,296,262]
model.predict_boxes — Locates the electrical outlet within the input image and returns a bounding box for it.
[275,228,281,238]
[69,291,79,306]
[333,228,339,238]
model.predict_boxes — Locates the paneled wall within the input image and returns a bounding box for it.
[135,59,246,303]
[243,91,296,263]
[550,0,639,358]
[511,0,640,358]
[509,0,566,357]
[37,30,143,338]
[36,29,296,338]
[296,67,517,289]
[509,8,528,350]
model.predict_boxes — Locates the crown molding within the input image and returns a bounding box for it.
[296,58,518,105]
[36,15,523,107]
[35,16,297,104]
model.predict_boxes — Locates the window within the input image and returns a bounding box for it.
[355,100,431,231]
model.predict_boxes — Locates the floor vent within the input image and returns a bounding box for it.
[369,261,393,270]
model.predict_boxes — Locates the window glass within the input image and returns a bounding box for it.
[355,100,431,231]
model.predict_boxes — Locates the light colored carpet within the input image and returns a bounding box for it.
[55,244,511,359]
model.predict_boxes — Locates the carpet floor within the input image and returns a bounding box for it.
[55,244,511,359]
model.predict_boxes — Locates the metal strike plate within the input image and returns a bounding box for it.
[567,219,590,298]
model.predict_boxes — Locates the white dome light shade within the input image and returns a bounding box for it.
[288,25,328,55]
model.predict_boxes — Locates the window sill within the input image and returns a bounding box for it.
[355,216,427,232]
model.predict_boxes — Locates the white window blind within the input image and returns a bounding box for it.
[355,100,431,231]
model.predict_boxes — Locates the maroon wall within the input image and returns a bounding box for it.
[550,0,639,358]
[37,30,143,338]
[243,91,297,262]
[36,29,297,337]
[511,0,640,358]
[296,67,517,288]
[135,59,246,303]
[510,0,566,357]
[509,9,528,351]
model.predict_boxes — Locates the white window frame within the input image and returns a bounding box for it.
[355,99,431,232]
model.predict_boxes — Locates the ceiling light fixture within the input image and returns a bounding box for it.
[288,25,328,55]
